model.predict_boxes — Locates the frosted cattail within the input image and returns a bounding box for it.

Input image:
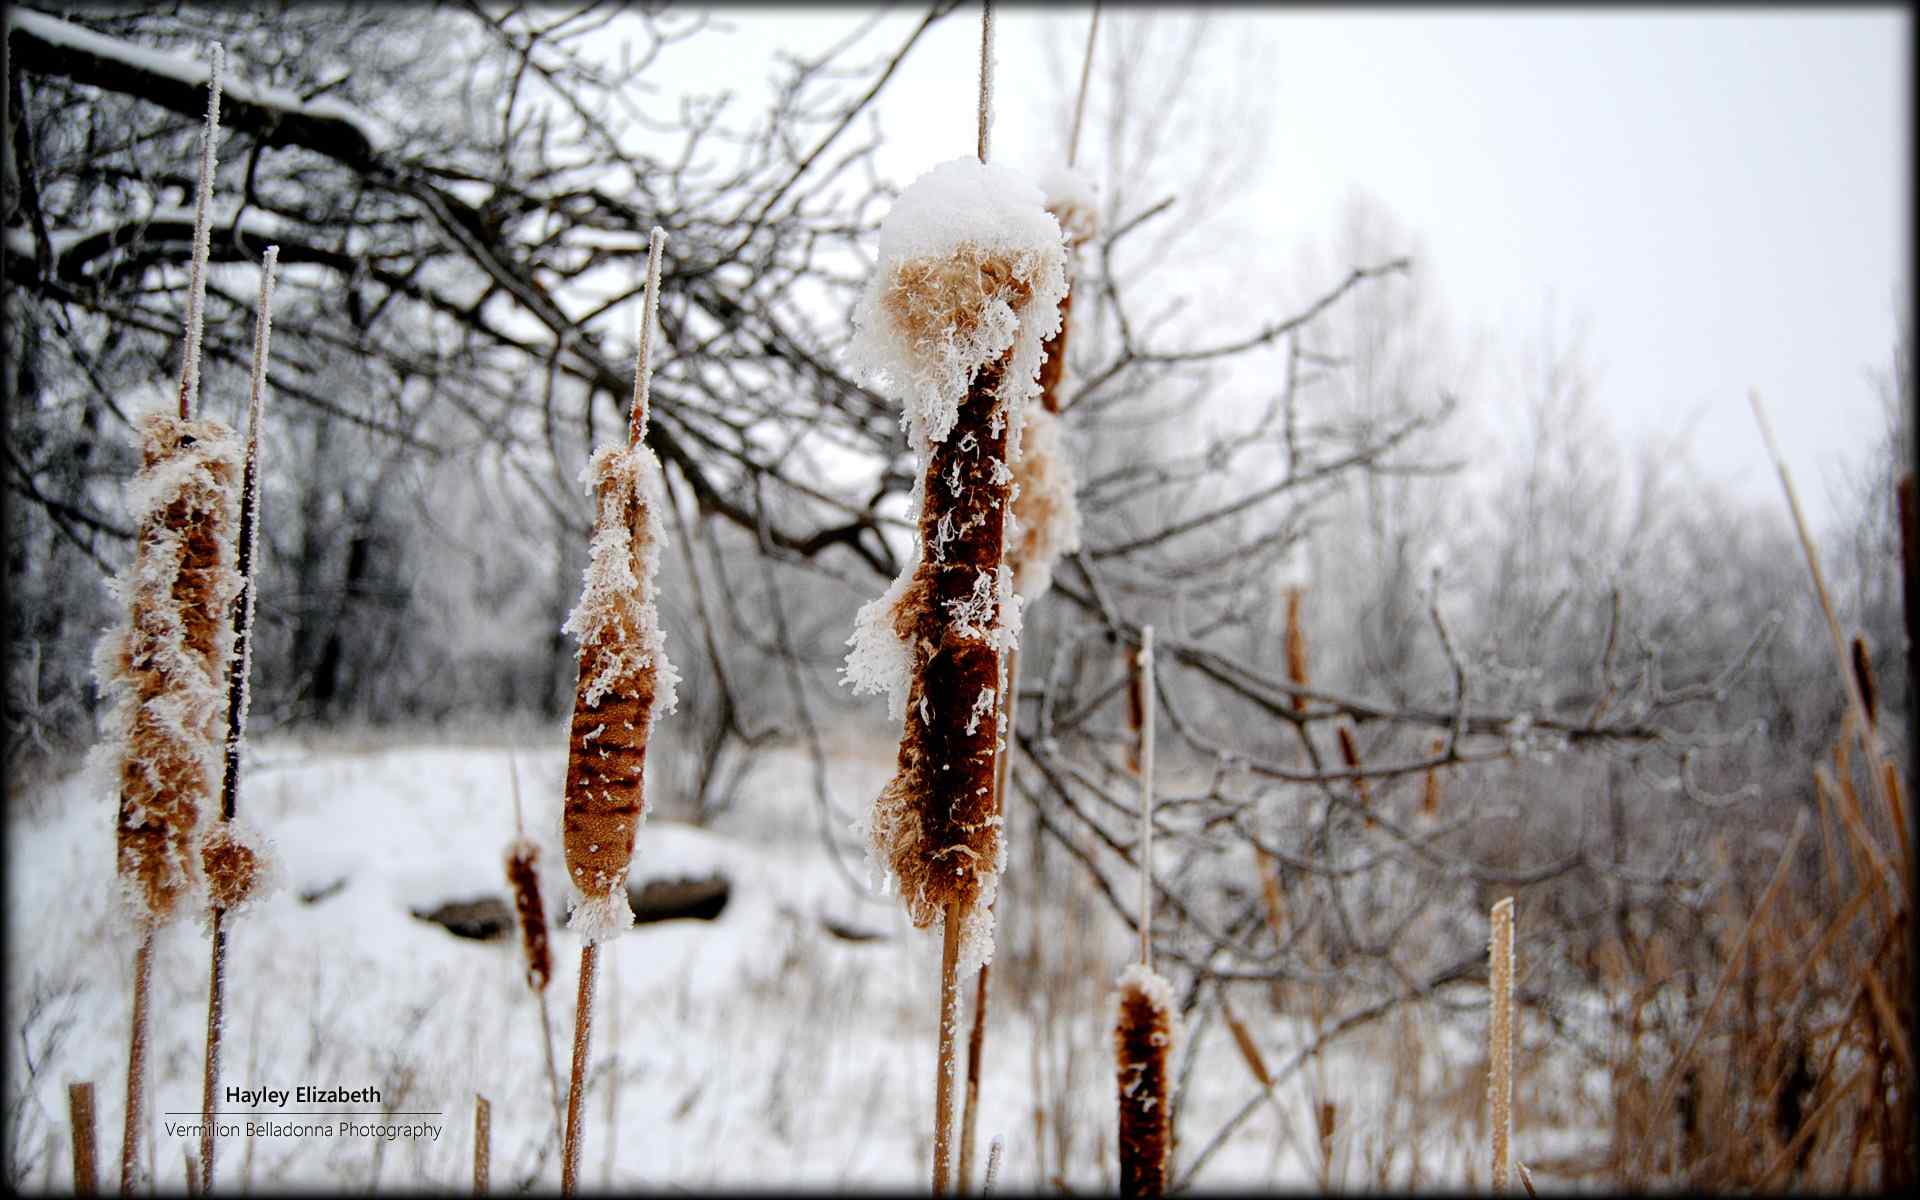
[97,414,243,926]
[1283,587,1309,712]
[842,158,1069,967]
[558,367,680,940]
[1114,962,1177,1198]
[506,838,552,993]
[1124,642,1149,775]
[1489,896,1516,1192]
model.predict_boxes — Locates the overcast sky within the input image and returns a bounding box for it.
[668,5,1908,532]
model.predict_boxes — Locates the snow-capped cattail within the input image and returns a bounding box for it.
[1114,963,1176,1198]
[559,229,679,943]
[1489,896,1516,1192]
[843,157,1068,962]
[100,413,243,926]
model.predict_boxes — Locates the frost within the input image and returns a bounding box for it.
[1036,161,1100,248]
[566,886,635,943]
[844,157,1069,449]
[561,444,680,716]
[1008,405,1081,600]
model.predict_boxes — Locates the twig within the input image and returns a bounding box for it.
[1067,3,1100,168]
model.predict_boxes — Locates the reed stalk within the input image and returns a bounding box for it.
[197,242,276,1197]
[473,1094,490,1195]
[1115,626,1174,1198]
[559,226,673,1196]
[1488,897,1515,1192]
[70,1082,97,1196]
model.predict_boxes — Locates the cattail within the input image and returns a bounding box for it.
[1336,723,1372,825]
[1422,734,1445,816]
[1114,963,1176,1198]
[1124,642,1149,774]
[1114,625,1176,1198]
[506,839,552,993]
[70,1082,97,1196]
[1283,587,1309,712]
[559,227,675,1196]
[842,157,1069,960]
[559,229,680,941]
[1489,896,1516,1192]
[1850,633,1877,729]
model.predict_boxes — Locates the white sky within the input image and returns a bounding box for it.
[653,5,1908,531]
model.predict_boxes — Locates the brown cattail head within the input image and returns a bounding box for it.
[1850,633,1877,728]
[1035,168,1096,416]
[1284,587,1309,711]
[1006,404,1080,600]
[506,837,552,993]
[95,412,243,927]
[1336,723,1372,824]
[1422,734,1446,817]
[843,159,1069,972]
[560,444,680,942]
[1125,642,1148,775]
[1114,962,1177,1198]
[199,819,276,914]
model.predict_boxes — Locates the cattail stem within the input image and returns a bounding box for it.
[69,1082,97,1196]
[176,43,223,420]
[628,228,666,447]
[1067,3,1100,168]
[198,912,225,1191]
[1137,626,1155,969]
[975,1,993,164]
[538,991,563,1144]
[560,942,598,1197]
[1489,897,1515,1192]
[935,904,964,1194]
[473,1094,490,1195]
[121,932,153,1196]
[958,645,1019,1192]
[199,244,274,1198]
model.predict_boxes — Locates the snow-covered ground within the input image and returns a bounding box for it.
[5,734,1593,1191]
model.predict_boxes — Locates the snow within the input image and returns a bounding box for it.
[1036,162,1100,247]
[5,8,387,155]
[1007,404,1081,600]
[4,734,1608,1190]
[844,157,1069,450]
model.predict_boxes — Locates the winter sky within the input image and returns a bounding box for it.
[649,5,1908,532]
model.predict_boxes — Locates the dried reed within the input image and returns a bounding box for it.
[70,1082,97,1196]
[559,226,675,1195]
[1488,896,1515,1192]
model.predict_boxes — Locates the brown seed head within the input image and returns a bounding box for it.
[106,413,242,926]
[1114,964,1176,1198]
[870,354,1014,930]
[880,244,1033,362]
[506,838,552,993]
[560,446,676,940]
[199,821,269,912]
[1284,588,1310,712]
[1850,633,1877,728]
